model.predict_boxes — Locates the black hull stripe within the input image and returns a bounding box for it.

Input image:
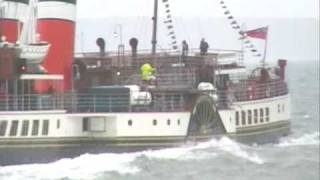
[3,0,29,4]
[0,18,20,22]
[38,18,75,23]
[38,0,76,5]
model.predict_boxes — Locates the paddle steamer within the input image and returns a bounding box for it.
[0,0,290,165]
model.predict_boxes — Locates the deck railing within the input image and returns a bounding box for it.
[216,79,289,108]
[0,79,288,112]
[0,93,186,113]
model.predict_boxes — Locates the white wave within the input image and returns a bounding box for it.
[303,114,311,119]
[201,137,264,164]
[142,137,264,164]
[0,153,140,180]
[141,144,217,161]
[0,137,264,179]
[277,132,320,147]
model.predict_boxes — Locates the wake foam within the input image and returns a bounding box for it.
[197,137,264,164]
[0,137,264,179]
[142,137,264,164]
[277,132,320,147]
[0,153,140,180]
[303,114,311,119]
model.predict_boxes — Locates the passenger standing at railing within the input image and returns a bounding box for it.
[182,40,189,57]
[200,38,209,56]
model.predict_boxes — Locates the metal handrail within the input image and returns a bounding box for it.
[216,79,289,108]
[0,92,187,113]
[75,48,242,58]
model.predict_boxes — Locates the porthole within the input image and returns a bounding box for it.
[153,119,157,126]
[167,119,171,126]
[128,120,133,126]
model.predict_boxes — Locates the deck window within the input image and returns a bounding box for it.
[177,119,181,125]
[241,111,246,125]
[0,121,8,136]
[21,120,29,136]
[278,104,281,113]
[83,118,89,131]
[153,119,157,126]
[32,120,39,136]
[266,108,270,122]
[9,120,19,136]
[235,111,239,126]
[167,119,171,126]
[248,110,252,125]
[57,119,60,129]
[42,120,49,135]
[260,109,264,123]
[254,109,258,124]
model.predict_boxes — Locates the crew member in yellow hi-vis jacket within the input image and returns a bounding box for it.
[140,63,155,82]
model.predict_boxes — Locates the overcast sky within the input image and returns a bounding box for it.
[77,0,319,19]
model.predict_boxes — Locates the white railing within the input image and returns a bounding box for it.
[0,93,186,113]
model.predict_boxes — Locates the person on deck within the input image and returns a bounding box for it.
[200,38,209,55]
[182,40,189,57]
[140,63,156,83]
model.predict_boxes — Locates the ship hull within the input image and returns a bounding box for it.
[0,120,290,166]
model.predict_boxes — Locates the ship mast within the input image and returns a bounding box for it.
[151,0,158,55]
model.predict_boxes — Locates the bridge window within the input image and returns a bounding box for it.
[32,120,39,136]
[266,108,270,122]
[260,109,264,123]
[248,110,252,125]
[254,109,258,124]
[0,121,8,136]
[128,120,133,126]
[21,120,29,136]
[9,120,19,136]
[42,120,49,136]
[235,111,239,126]
[241,111,246,125]
[153,119,157,126]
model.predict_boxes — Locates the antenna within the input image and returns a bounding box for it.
[0,2,3,38]
[151,0,158,55]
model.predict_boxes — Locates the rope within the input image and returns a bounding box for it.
[218,0,262,58]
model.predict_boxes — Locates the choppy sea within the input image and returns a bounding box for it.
[0,60,319,180]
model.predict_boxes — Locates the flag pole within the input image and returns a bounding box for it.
[262,26,269,67]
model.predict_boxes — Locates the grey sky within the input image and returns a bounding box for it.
[77,0,319,19]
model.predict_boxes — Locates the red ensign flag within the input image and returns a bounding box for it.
[244,27,268,40]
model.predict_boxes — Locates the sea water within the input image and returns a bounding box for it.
[0,60,319,180]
